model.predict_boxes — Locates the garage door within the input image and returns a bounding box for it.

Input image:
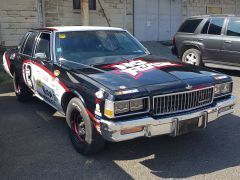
[134,0,182,41]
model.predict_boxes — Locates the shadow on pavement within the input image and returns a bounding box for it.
[97,113,240,178]
[211,68,240,77]
[1,88,240,179]
[0,94,132,179]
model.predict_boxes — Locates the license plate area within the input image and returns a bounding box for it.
[177,117,200,136]
[171,113,208,137]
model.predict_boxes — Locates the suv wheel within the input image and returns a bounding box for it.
[182,48,202,66]
[66,98,106,155]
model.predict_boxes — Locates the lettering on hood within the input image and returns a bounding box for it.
[102,59,181,79]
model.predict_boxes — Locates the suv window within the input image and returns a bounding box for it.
[227,18,240,36]
[201,19,210,34]
[178,19,203,33]
[208,18,225,35]
[22,31,38,56]
[35,33,51,59]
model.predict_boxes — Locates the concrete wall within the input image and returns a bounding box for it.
[44,0,133,33]
[182,0,240,18]
[1,0,240,46]
[0,0,39,47]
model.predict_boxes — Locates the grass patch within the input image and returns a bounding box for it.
[0,70,12,85]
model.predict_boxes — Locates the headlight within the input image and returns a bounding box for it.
[214,83,232,97]
[115,101,129,114]
[104,97,149,118]
[130,99,144,111]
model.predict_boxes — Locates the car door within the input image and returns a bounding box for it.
[221,17,240,66]
[197,17,225,63]
[31,32,67,111]
[20,31,39,90]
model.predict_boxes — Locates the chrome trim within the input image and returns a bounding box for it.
[100,96,236,142]
[107,97,150,119]
[152,86,214,116]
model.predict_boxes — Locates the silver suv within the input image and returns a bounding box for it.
[173,15,240,71]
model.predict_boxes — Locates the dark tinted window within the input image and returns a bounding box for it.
[201,19,210,34]
[208,18,224,35]
[227,18,240,36]
[178,19,203,33]
[73,0,96,10]
[22,32,38,56]
[35,33,51,59]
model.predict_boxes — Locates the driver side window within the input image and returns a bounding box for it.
[35,33,51,60]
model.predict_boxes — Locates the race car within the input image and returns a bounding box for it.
[2,26,236,155]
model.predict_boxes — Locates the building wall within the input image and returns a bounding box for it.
[182,0,240,18]
[1,0,240,46]
[44,0,133,33]
[0,0,39,47]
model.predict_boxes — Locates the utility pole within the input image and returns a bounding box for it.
[81,0,89,26]
[123,0,127,29]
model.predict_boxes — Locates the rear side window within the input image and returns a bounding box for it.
[178,19,203,33]
[22,31,38,56]
[208,18,224,35]
[201,19,210,34]
[227,18,240,36]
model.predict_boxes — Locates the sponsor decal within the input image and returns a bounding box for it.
[102,59,181,79]
[115,89,139,95]
[94,103,102,120]
[59,34,66,39]
[36,79,43,88]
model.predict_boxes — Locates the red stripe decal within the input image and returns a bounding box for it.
[5,53,11,70]
[22,60,70,92]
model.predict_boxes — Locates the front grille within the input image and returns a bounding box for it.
[153,87,214,115]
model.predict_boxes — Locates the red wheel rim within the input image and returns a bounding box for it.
[71,109,86,143]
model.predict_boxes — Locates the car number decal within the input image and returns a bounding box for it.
[22,60,69,111]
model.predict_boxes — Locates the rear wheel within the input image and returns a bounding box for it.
[182,48,203,66]
[13,73,33,102]
[66,98,106,155]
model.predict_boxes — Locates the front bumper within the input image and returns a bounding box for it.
[100,96,236,142]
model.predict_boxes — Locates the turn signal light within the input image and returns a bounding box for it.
[120,126,144,135]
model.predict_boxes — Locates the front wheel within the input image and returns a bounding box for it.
[13,73,33,102]
[182,48,203,66]
[66,98,106,155]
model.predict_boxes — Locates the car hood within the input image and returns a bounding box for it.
[64,55,220,91]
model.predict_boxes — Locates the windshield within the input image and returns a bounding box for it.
[55,30,146,65]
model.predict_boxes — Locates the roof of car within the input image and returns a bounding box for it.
[34,26,124,32]
[190,14,239,19]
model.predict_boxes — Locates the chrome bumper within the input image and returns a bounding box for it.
[100,96,236,142]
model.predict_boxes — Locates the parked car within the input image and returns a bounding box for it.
[173,15,240,70]
[2,26,236,155]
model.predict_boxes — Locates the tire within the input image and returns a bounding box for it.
[182,48,203,66]
[66,98,106,155]
[13,72,33,102]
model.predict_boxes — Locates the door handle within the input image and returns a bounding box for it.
[224,40,232,43]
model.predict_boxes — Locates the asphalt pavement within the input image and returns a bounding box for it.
[0,50,240,179]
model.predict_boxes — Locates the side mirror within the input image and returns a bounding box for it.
[34,52,47,59]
